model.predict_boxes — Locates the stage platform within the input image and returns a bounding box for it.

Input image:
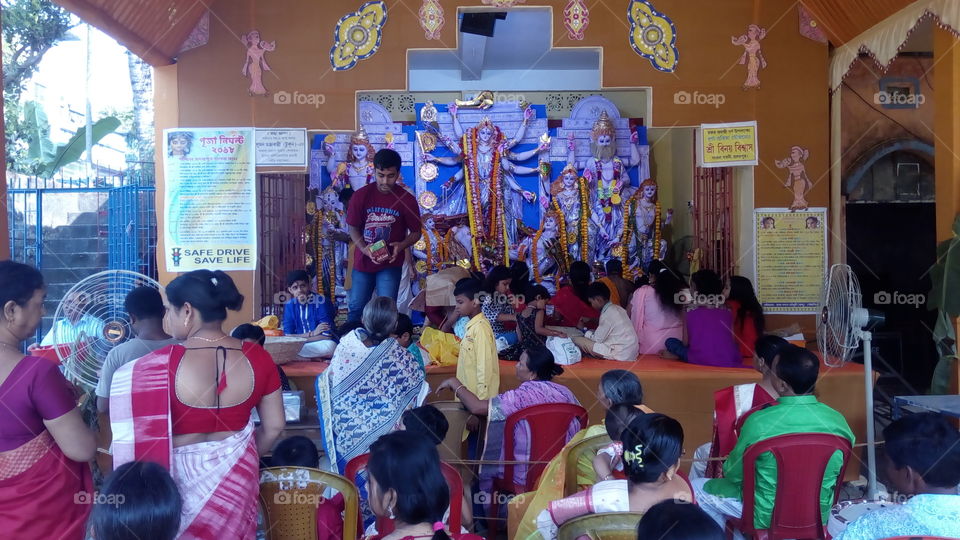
[283,354,869,476]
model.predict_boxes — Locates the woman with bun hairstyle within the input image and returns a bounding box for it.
[535,413,692,540]
[437,344,581,513]
[109,269,285,539]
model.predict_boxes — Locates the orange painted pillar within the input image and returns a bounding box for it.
[934,27,960,393]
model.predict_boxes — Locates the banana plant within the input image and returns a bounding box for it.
[926,215,960,394]
[20,100,120,178]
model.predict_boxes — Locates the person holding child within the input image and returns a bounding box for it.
[282,269,337,359]
[664,269,741,367]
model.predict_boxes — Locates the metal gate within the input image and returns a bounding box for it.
[6,171,157,341]
[258,173,307,317]
[692,163,735,278]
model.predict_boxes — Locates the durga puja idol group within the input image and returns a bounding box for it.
[310,98,672,298]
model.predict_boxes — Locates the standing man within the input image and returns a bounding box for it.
[346,148,421,322]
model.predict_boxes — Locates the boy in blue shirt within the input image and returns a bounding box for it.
[282,270,336,359]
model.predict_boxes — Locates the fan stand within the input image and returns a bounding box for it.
[857,328,878,501]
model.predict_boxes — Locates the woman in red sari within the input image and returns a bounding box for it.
[0,261,96,539]
[690,334,786,480]
[110,269,285,539]
[547,261,599,330]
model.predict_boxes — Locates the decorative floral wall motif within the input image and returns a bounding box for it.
[798,4,828,43]
[330,1,388,71]
[627,0,678,73]
[732,24,767,90]
[564,0,589,40]
[419,0,444,40]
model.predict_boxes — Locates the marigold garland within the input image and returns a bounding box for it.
[550,200,571,270]
[653,200,662,262]
[579,176,590,261]
[463,133,482,270]
[620,196,636,275]
[532,227,544,284]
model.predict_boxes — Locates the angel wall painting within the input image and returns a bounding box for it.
[732,24,767,90]
[241,30,275,96]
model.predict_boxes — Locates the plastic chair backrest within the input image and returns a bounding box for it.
[740,432,851,539]
[557,511,645,540]
[563,433,613,496]
[259,466,359,540]
[503,402,589,492]
[430,400,473,462]
[344,453,463,535]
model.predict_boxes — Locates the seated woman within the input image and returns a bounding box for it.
[725,276,764,359]
[317,296,427,523]
[109,269,286,539]
[629,261,684,355]
[664,269,741,368]
[481,265,520,357]
[0,261,96,539]
[364,431,482,540]
[691,335,786,480]
[514,370,652,539]
[547,261,599,330]
[535,413,692,540]
[437,345,581,500]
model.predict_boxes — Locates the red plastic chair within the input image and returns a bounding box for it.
[344,453,464,535]
[729,432,851,540]
[488,402,589,538]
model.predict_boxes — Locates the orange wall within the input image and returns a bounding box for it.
[157,0,830,327]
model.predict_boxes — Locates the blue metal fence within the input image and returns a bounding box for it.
[6,168,157,342]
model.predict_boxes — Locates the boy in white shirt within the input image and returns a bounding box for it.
[571,282,640,362]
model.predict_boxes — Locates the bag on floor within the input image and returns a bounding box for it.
[547,336,581,366]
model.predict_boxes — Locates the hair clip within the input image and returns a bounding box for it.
[623,443,645,468]
[432,522,445,532]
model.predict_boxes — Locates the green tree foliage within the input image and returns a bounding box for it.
[2,0,75,173]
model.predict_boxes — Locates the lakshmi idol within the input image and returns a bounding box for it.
[550,164,595,263]
[323,126,376,191]
[426,104,547,267]
[567,110,645,262]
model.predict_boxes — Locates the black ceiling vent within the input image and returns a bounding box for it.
[460,12,506,37]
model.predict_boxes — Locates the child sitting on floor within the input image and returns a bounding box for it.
[394,313,427,372]
[517,285,567,349]
[569,282,639,362]
[594,403,646,482]
[664,269,741,368]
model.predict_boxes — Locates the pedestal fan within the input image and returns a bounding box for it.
[53,270,162,392]
[816,263,882,500]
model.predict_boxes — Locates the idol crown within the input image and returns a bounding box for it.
[591,110,615,138]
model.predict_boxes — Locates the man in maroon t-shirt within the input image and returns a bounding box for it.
[346,148,421,321]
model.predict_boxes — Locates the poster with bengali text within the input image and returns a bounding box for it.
[698,121,758,168]
[163,128,257,271]
[754,208,827,314]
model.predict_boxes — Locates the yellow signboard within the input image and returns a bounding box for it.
[699,121,758,168]
[754,208,827,314]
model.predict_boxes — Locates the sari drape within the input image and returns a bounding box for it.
[0,430,92,539]
[479,380,581,492]
[535,480,630,540]
[316,330,427,524]
[705,383,775,478]
[110,349,260,539]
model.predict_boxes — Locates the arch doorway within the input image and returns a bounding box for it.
[844,141,936,392]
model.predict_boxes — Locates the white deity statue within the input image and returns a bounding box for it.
[323,126,376,191]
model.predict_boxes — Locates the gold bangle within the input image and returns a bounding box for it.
[454,384,466,396]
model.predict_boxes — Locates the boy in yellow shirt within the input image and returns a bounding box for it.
[452,278,499,400]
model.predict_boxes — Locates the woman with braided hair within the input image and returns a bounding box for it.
[534,413,693,540]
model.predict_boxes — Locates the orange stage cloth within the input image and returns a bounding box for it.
[284,354,868,478]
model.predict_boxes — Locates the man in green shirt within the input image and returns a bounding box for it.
[692,344,855,533]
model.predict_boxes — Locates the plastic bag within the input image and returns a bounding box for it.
[418,327,460,367]
[547,336,582,366]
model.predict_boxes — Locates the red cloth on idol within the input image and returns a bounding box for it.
[167,343,281,435]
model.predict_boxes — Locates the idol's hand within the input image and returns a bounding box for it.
[323,142,334,156]
[448,103,458,117]
[631,130,639,144]
[423,153,437,163]
[524,106,535,121]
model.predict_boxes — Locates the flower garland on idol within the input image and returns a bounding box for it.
[550,199,572,270]
[462,121,508,269]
